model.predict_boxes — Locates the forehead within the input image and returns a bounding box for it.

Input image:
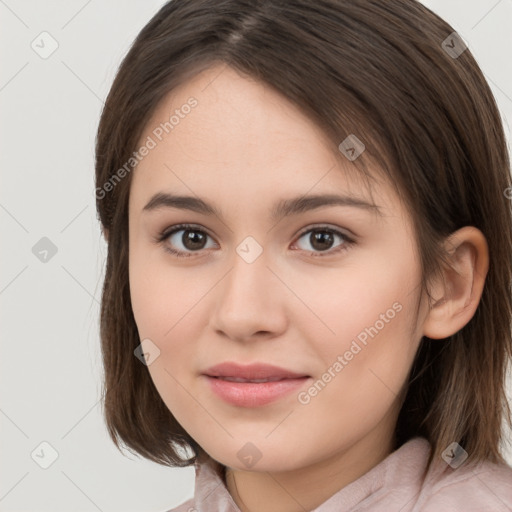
[129,65,396,219]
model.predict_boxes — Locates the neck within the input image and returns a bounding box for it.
[224,429,396,512]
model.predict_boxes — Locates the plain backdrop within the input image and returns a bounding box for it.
[1,1,511,511]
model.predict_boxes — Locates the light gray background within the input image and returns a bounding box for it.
[1,1,511,511]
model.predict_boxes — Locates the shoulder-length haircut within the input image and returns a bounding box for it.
[95,0,512,470]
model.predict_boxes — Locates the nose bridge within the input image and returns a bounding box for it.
[210,237,285,340]
[223,238,273,313]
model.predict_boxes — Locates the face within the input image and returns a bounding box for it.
[128,64,428,472]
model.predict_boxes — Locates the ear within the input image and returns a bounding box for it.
[422,226,489,340]
[102,226,109,242]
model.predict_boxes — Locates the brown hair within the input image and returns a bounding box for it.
[95,0,512,471]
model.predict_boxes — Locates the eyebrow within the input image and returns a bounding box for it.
[142,192,382,222]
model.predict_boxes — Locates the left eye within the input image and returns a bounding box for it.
[156,224,354,258]
[293,227,353,256]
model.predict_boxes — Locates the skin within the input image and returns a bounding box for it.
[122,64,489,512]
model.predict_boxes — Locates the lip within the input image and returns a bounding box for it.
[203,362,309,380]
[202,362,311,407]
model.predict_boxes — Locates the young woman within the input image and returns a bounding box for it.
[95,1,512,510]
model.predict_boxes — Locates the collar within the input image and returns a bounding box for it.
[190,437,431,512]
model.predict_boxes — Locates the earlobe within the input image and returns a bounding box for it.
[422,226,489,340]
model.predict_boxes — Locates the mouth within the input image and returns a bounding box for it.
[203,361,310,381]
[209,376,300,383]
[201,362,311,407]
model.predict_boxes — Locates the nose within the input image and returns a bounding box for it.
[209,245,288,343]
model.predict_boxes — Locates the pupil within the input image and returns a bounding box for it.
[311,231,333,251]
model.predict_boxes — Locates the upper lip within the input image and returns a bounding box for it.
[203,362,309,380]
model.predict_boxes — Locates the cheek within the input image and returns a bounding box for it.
[293,261,412,349]
[128,250,210,386]
[291,294,417,458]
[129,243,204,339]
[303,258,419,401]
[128,255,205,417]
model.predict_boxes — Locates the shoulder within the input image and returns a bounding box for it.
[418,458,512,511]
[163,497,195,512]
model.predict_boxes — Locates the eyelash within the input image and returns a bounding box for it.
[154,223,355,259]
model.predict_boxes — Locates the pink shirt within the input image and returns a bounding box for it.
[166,436,512,511]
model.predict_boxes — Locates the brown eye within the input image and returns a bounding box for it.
[158,224,217,258]
[156,223,355,259]
[309,231,335,251]
[180,229,208,250]
[293,227,354,257]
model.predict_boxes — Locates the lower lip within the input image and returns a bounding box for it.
[203,375,311,407]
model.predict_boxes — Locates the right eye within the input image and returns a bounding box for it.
[156,224,218,258]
